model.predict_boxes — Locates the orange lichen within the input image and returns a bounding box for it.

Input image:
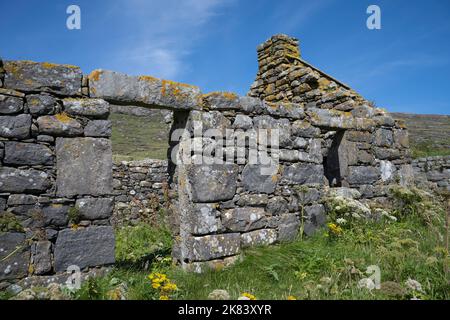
[55,112,74,124]
[42,62,59,69]
[88,70,103,82]
[139,75,159,82]
[202,91,238,101]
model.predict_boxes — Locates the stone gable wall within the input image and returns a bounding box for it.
[0,33,417,282]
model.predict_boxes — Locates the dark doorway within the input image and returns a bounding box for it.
[324,131,345,187]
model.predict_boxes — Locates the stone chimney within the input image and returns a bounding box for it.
[249,34,302,102]
[256,34,300,76]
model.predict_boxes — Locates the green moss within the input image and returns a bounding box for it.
[68,206,81,225]
[0,212,24,233]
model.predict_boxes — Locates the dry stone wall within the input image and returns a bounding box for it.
[413,156,450,191]
[0,60,115,285]
[112,159,169,226]
[1,33,417,282]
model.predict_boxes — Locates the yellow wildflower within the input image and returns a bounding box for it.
[287,296,297,300]
[241,292,256,300]
[159,295,169,300]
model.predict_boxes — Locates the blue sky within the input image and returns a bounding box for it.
[1,0,450,115]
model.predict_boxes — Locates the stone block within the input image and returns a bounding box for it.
[188,203,222,235]
[242,164,278,194]
[186,164,238,202]
[54,226,115,272]
[89,69,201,110]
[56,138,112,197]
[27,94,56,116]
[347,166,380,185]
[222,207,267,232]
[31,241,52,275]
[0,94,23,114]
[37,114,83,137]
[191,233,240,261]
[0,232,30,281]
[282,163,324,185]
[241,229,277,248]
[0,114,31,139]
[76,197,114,220]
[84,120,112,137]
[4,142,54,166]
[303,204,326,236]
[63,98,110,119]
[4,61,82,96]
[0,168,51,194]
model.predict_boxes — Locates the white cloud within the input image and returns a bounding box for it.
[105,0,232,79]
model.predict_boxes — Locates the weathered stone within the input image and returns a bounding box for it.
[56,138,112,197]
[191,233,240,261]
[42,205,69,228]
[222,207,267,232]
[328,187,361,199]
[188,203,222,235]
[84,120,112,137]
[291,120,320,138]
[393,129,409,148]
[76,198,114,220]
[266,196,289,215]
[374,129,393,147]
[189,110,231,134]
[373,147,401,160]
[89,69,202,110]
[37,114,83,137]
[0,94,23,114]
[54,226,115,272]
[186,164,238,203]
[4,142,54,166]
[27,94,56,116]
[236,194,269,207]
[0,233,29,281]
[183,255,240,273]
[380,160,395,182]
[344,130,372,143]
[253,115,291,147]
[7,194,38,206]
[0,168,51,194]
[0,197,6,211]
[37,135,54,143]
[241,229,277,248]
[347,166,380,185]
[277,214,300,242]
[31,241,52,275]
[239,96,264,114]
[242,164,278,194]
[4,61,82,96]
[307,108,375,130]
[203,92,240,110]
[232,114,253,130]
[282,163,324,184]
[63,98,110,119]
[0,114,31,139]
[303,204,326,236]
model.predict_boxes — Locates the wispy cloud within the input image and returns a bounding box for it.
[104,0,233,79]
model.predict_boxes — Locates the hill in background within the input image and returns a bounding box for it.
[109,108,450,161]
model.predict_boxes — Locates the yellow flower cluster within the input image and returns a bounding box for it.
[241,292,257,300]
[148,272,178,300]
[327,223,343,236]
[287,295,297,300]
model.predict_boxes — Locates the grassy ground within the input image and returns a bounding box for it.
[71,188,449,300]
[110,113,170,162]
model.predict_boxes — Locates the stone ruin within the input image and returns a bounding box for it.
[0,34,415,285]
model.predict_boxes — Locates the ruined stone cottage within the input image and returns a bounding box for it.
[0,34,414,283]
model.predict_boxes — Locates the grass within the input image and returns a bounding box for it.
[110,113,169,161]
[411,141,450,159]
[71,188,449,301]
